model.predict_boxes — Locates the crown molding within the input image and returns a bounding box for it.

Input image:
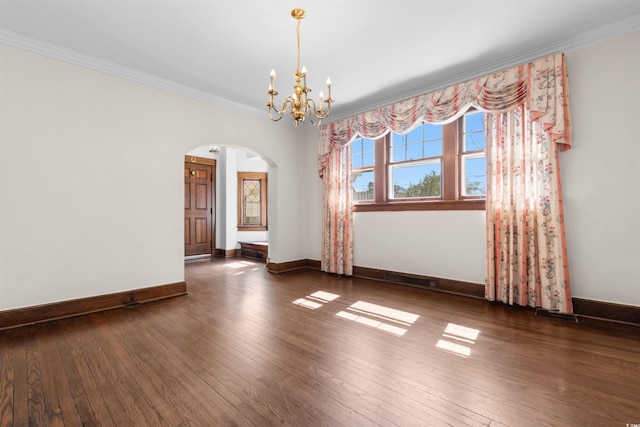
[0,28,266,120]
[328,13,640,123]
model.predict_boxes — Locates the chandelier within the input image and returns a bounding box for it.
[266,8,333,127]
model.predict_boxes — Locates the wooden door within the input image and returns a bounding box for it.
[185,161,213,256]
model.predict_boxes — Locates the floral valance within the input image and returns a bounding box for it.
[319,53,571,178]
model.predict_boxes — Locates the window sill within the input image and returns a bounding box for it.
[352,199,485,212]
[238,226,268,231]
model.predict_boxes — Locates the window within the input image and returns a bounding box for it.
[237,172,267,230]
[351,111,486,211]
[389,123,443,199]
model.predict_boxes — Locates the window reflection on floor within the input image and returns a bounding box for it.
[336,310,409,336]
[291,289,421,337]
[292,290,341,310]
[436,323,481,358]
[337,300,420,337]
[223,261,260,275]
[224,261,256,269]
[348,300,419,325]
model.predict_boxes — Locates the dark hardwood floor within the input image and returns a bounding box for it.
[1,257,639,426]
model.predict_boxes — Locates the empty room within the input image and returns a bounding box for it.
[1,1,639,426]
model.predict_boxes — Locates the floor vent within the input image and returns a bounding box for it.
[535,308,578,322]
[384,272,439,290]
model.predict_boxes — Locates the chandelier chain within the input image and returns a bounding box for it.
[296,18,301,75]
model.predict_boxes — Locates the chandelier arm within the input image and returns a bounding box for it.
[308,98,330,120]
[267,97,299,122]
[306,97,320,113]
[268,110,285,122]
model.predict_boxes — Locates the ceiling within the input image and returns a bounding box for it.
[1,0,639,126]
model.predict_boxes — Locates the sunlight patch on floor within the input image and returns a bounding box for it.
[348,300,419,326]
[336,310,408,336]
[436,323,481,358]
[292,298,323,310]
[225,261,257,269]
[291,294,419,337]
[436,339,471,357]
[292,290,341,310]
[335,301,420,337]
[308,291,340,303]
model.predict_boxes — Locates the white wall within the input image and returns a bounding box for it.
[353,211,486,284]
[300,128,324,260]
[0,44,300,310]
[562,31,640,306]
[302,31,640,306]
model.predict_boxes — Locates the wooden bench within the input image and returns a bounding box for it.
[239,241,268,261]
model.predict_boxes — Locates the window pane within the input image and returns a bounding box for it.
[406,142,423,160]
[351,138,363,168]
[464,112,485,151]
[244,203,261,224]
[362,138,375,153]
[424,123,442,141]
[391,124,442,162]
[352,137,375,168]
[244,180,261,202]
[462,154,486,196]
[363,151,375,166]
[351,169,374,201]
[406,127,423,144]
[465,132,485,151]
[243,180,262,224]
[390,162,441,199]
[465,111,484,133]
[392,141,407,162]
[425,139,442,157]
[391,133,406,162]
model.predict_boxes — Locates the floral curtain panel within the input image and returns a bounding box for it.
[318,125,353,275]
[486,105,572,312]
[317,53,572,312]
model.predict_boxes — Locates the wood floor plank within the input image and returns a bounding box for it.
[59,322,118,426]
[0,330,16,426]
[39,329,83,427]
[32,333,70,426]
[12,330,29,426]
[0,257,638,426]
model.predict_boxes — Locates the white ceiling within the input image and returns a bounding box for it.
[1,0,639,125]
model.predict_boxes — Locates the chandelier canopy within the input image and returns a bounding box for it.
[266,8,333,127]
